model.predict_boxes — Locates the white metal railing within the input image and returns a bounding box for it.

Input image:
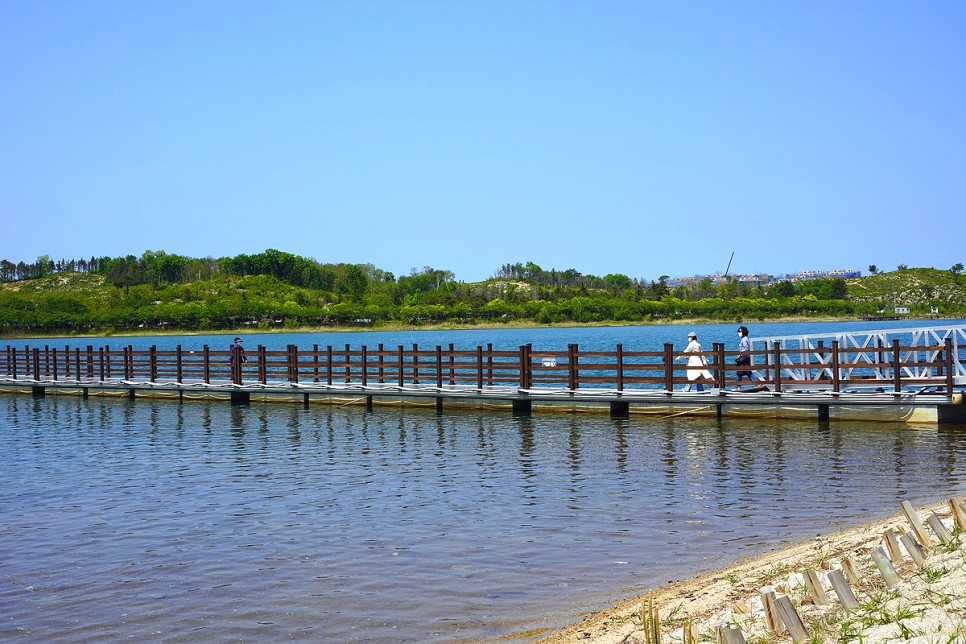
[755,325,966,386]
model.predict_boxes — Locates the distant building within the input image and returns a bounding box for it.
[666,268,856,287]
[787,269,861,282]
[895,307,910,314]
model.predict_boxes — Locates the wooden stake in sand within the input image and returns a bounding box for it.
[760,589,782,633]
[899,532,927,566]
[716,625,746,644]
[803,569,830,606]
[901,500,932,547]
[841,557,861,586]
[949,497,966,532]
[827,570,860,611]
[773,595,809,643]
[926,512,954,545]
[882,528,904,563]
[870,546,901,588]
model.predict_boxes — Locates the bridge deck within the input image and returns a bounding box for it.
[3,376,963,424]
[4,325,966,423]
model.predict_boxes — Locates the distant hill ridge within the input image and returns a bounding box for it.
[2,263,964,335]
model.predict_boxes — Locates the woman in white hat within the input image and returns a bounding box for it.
[679,331,713,391]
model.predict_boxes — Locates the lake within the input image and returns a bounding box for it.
[2,321,966,642]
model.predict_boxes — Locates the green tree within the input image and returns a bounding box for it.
[603,273,631,291]
[337,264,369,302]
[951,263,964,284]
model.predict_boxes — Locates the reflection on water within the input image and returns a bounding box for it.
[1,394,965,642]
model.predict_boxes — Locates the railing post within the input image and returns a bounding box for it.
[663,343,674,391]
[176,345,183,383]
[104,344,111,379]
[290,345,299,384]
[98,347,105,382]
[377,343,384,384]
[52,347,59,381]
[486,343,493,386]
[203,345,210,384]
[32,347,40,381]
[713,342,725,389]
[762,341,770,382]
[343,344,351,383]
[448,343,455,385]
[44,345,51,379]
[567,343,578,390]
[150,346,158,382]
[476,345,483,389]
[519,345,528,389]
[327,345,334,385]
[772,343,782,393]
[86,345,94,378]
[892,339,901,392]
[259,345,267,383]
[126,345,133,380]
[11,347,17,380]
[831,340,840,392]
[361,345,368,387]
[74,348,81,382]
[945,337,954,394]
[412,343,419,385]
[313,343,320,383]
[396,345,404,387]
[435,345,443,388]
[616,343,624,391]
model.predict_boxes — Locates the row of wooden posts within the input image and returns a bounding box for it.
[1,339,957,393]
[707,497,966,644]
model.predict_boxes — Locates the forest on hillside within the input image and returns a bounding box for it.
[1,250,963,334]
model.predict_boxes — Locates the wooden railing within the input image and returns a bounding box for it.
[1,339,957,394]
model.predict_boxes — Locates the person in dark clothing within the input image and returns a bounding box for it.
[229,337,247,364]
[735,326,758,387]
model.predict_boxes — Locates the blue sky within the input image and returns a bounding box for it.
[2,2,964,283]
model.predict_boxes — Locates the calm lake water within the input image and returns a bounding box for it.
[3,321,966,642]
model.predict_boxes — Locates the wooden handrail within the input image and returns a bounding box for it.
[1,341,959,394]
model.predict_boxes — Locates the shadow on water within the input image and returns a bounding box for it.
[2,393,966,642]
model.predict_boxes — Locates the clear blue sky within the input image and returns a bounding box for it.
[2,2,964,283]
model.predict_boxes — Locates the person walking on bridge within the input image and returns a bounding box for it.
[735,326,759,388]
[229,337,247,365]
[678,331,713,392]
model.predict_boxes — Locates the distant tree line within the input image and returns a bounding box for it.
[0,255,103,281]
[6,249,950,335]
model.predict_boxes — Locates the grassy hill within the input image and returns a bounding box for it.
[846,268,966,310]
[3,266,965,336]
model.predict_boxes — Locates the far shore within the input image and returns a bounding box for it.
[1,314,942,342]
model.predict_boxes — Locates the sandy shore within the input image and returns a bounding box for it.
[536,497,966,643]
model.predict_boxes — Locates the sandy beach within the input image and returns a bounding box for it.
[538,497,966,643]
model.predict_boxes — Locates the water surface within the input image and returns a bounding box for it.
[2,392,965,642]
